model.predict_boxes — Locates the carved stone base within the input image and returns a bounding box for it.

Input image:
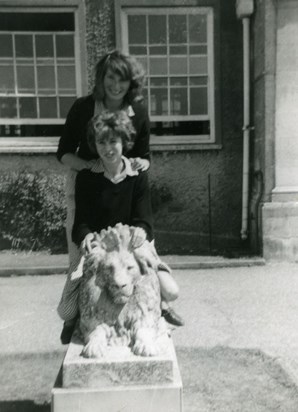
[63,333,175,388]
[51,335,183,412]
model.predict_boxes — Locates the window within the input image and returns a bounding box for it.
[119,5,219,146]
[0,4,86,151]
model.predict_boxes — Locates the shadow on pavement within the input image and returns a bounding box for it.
[0,401,50,412]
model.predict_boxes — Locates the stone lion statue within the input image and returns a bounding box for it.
[78,223,167,359]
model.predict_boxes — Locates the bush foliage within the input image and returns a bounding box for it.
[0,170,172,253]
[0,171,67,253]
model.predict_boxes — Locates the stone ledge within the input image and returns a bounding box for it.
[53,353,183,412]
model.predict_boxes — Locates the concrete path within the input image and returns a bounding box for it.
[1,261,298,406]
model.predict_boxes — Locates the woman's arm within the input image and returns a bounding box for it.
[61,153,96,172]
[57,98,82,162]
[128,103,151,162]
[72,171,94,246]
[131,171,154,241]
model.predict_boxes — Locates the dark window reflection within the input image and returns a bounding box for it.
[150,121,210,136]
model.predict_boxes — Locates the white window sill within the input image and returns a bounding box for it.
[0,137,59,153]
[0,136,222,154]
[150,135,222,151]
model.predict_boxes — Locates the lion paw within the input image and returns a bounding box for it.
[132,339,158,357]
[132,328,158,357]
[81,338,107,358]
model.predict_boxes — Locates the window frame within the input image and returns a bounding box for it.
[116,0,222,150]
[0,0,87,153]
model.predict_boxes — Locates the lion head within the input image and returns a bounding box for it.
[82,223,160,305]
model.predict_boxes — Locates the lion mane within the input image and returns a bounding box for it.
[78,223,166,358]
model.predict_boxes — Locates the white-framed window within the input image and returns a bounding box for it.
[0,3,86,151]
[119,6,218,146]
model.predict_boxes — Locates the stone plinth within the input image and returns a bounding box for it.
[52,334,183,412]
[63,334,175,388]
[263,201,298,261]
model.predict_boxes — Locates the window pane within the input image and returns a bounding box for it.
[189,56,208,75]
[169,15,187,43]
[149,15,166,44]
[128,15,146,44]
[19,97,37,118]
[170,77,187,86]
[0,97,17,118]
[150,88,168,115]
[151,77,168,87]
[169,57,187,75]
[189,14,207,43]
[150,120,209,136]
[0,66,15,92]
[57,66,76,93]
[59,96,76,118]
[15,35,33,58]
[149,58,167,75]
[0,13,74,31]
[37,66,56,94]
[170,88,187,115]
[39,97,57,118]
[36,35,54,57]
[190,88,208,115]
[17,66,35,92]
[0,35,13,57]
[190,76,207,86]
[149,46,167,55]
[129,46,147,55]
[56,35,74,58]
[190,45,207,55]
[170,46,187,55]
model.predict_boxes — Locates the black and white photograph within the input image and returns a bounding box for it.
[1,1,298,411]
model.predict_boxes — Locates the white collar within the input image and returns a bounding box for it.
[90,156,139,183]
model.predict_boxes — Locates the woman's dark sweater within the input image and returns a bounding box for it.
[72,169,154,246]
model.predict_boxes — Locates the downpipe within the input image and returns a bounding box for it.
[240,17,252,240]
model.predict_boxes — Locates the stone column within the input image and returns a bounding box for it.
[263,0,298,260]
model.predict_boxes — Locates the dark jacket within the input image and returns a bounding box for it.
[72,169,154,246]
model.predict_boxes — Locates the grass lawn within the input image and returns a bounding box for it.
[1,346,298,411]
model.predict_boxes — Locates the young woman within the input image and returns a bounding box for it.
[58,111,183,343]
[57,50,150,266]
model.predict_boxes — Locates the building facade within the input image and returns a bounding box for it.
[1,0,296,260]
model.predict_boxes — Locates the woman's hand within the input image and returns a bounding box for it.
[129,158,150,172]
[84,159,98,170]
[130,227,147,249]
[80,233,97,254]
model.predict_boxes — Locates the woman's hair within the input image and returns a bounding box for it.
[92,50,146,105]
[87,110,136,156]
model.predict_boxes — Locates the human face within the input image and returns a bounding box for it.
[103,69,130,108]
[95,133,123,166]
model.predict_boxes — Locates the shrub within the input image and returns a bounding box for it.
[0,171,67,253]
[0,171,173,253]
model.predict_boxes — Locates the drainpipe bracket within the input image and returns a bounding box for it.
[236,0,254,19]
[242,125,255,132]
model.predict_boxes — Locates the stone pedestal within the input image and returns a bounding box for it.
[51,335,183,412]
[262,202,298,261]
